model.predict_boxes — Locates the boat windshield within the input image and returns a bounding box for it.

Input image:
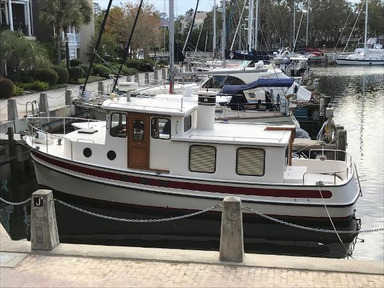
[202,76,245,89]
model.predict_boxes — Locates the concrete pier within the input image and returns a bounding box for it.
[0,224,383,287]
[219,196,244,262]
[30,190,59,251]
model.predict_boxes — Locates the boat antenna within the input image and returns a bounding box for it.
[82,0,114,96]
[112,0,144,93]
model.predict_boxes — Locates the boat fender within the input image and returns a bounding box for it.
[310,91,321,103]
[317,119,337,143]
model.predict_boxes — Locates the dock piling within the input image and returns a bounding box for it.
[31,190,60,251]
[65,89,72,105]
[98,82,105,95]
[7,99,20,132]
[219,196,244,262]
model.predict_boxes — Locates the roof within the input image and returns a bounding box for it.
[102,95,197,116]
[172,122,292,147]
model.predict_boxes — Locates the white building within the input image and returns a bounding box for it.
[181,11,207,32]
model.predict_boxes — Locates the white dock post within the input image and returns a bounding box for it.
[65,89,72,105]
[39,93,49,114]
[162,69,166,80]
[145,72,149,84]
[219,196,244,262]
[7,99,20,132]
[134,74,140,85]
[31,190,60,251]
[154,70,158,83]
[98,81,105,95]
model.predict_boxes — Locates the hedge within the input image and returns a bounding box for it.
[33,68,59,86]
[0,77,15,99]
[92,64,112,78]
[16,81,49,91]
[68,66,85,82]
[52,65,69,84]
[70,58,82,67]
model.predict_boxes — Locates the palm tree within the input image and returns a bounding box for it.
[40,0,92,66]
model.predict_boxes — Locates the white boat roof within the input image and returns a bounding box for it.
[173,122,292,147]
[102,95,197,116]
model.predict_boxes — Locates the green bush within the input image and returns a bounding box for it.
[140,58,155,66]
[13,85,24,96]
[52,65,69,84]
[92,64,112,78]
[125,59,141,71]
[33,68,59,86]
[79,64,92,76]
[68,66,85,82]
[0,77,15,99]
[70,58,82,67]
[17,81,49,91]
[112,64,138,75]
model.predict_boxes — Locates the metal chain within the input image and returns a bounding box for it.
[0,197,31,206]
[56,199,221,223]
[243,207,384,234]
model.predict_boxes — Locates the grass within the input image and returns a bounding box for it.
[69,76,106,84]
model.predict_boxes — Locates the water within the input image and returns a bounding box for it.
[1,66,383,260]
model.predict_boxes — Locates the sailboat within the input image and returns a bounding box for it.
[336,0,384,65]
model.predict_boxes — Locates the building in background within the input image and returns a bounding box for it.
[0,0,35,39]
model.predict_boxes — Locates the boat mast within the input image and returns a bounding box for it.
[169,0,175,94]
[292,0,295,51]
[247,0,254,52]
[364,0,368,55]
[254,0,259,50]
[306,0,310,47]
[213,0,217,54]
[222,0,226,67]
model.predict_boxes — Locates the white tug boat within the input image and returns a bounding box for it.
[25,92,360,221]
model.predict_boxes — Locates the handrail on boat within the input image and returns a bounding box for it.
[301,148,354,185]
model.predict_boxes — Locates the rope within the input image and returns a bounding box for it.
[317,181,350,256]
[0,197,31,206]
[0,147,33,164]
[56,199,221,223]
[0,104,8,112]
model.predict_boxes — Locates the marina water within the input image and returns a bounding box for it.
[0,66,383,261]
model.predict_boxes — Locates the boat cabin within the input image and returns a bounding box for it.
[65,93,297,184]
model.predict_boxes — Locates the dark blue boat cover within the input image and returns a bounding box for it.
[221,78,295,95]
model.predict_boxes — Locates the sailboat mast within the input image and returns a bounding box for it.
[306,0,310,47]
[222,0,226,67]
[213,0,217,54]
[169,0,174,94]
[247,0,254,52]
[292,0,295,51]
[364,0,368,54]
[254,0,259,50]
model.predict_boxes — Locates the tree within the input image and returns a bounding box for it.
[40,0,92,66]
[0,31,49,80]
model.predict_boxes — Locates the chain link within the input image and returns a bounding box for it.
[243,207,384,234]
[56,199,221,223]
[0,197,31,206]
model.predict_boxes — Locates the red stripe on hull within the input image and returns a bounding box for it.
[32,151,333,199]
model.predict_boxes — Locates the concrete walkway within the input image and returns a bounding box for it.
[1,226,383,287]
[0,79,114,122]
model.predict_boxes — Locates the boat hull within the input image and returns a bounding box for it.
[31,151,359,221]
[336,58,384,65]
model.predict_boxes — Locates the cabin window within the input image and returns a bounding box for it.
[202,76,245,88]
[151,118,171,140]
[236,148,265,176]
[189,145,216,173]
[133,120,145,141]
[184,115,192,132]
[110,113,127,138]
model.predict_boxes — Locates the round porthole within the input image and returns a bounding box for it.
[83,148,92,158]
[107,150,116,160]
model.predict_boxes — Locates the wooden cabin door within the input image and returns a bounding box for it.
[128,113,150,170]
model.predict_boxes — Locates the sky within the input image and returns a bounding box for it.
[95,0,216,16]
[95,0,361,17]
